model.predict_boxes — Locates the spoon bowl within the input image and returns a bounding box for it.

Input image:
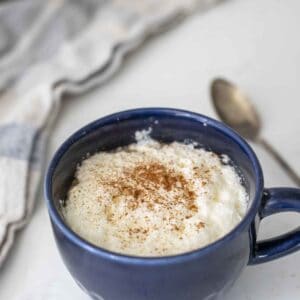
[211,78,260,140]
[210,77,300,186]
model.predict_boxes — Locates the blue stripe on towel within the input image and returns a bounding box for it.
[0,123,37,160]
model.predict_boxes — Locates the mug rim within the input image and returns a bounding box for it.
[44,107,264,265]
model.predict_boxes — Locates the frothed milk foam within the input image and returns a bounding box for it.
[62,130,248,256]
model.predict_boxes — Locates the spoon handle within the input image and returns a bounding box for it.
[257,137,300,186]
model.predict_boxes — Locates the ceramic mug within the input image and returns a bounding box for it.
[45,108,300,300]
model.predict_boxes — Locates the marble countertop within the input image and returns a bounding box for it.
[0,0,299,299]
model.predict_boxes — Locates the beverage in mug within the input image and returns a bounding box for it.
[62,130,248,257]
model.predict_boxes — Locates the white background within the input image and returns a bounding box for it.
[0,0,299,299]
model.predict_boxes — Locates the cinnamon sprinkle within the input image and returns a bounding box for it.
[103,162,198,216]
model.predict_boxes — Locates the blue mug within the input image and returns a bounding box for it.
[45,108,300,300]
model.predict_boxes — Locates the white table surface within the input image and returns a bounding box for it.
[0,0,299,299]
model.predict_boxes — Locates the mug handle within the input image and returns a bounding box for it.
[248,187,300,265]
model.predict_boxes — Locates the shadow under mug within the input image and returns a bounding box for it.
[45,108,300,300]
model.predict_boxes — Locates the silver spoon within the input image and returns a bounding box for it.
[211,77,300,186]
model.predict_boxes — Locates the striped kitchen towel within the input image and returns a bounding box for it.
[0,0,221,266]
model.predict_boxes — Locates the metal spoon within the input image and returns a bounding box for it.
[211,77,300,186]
